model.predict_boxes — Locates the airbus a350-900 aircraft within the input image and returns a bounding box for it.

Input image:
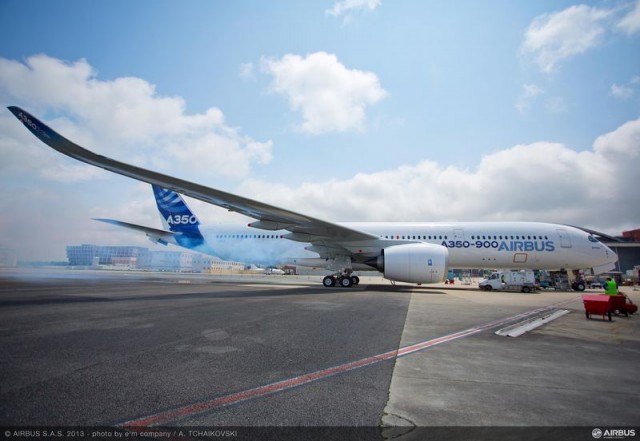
[8,106,618,288]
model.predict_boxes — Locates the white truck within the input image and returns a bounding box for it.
[479,270,537,293]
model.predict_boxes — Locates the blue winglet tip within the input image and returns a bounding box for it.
[6,105,56,142]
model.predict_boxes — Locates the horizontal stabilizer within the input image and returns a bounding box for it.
[94,218,179,244]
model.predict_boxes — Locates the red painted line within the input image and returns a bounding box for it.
[122,299,577,428]
[123,349,399,428]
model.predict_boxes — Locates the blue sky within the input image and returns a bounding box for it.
[0,0,639,260]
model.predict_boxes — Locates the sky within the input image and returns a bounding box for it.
[0,0,639,261]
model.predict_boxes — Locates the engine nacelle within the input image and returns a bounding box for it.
[377,243,449,284]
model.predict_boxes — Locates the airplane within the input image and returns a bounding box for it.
[7,106,618,289]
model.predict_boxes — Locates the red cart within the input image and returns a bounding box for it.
[609,295,629,317]
[582,295,612,321]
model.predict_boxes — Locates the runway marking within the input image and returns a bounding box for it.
[121,297,577,428]
[235,284,314,289]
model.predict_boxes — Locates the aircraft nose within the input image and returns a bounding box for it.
[603,243,618,264]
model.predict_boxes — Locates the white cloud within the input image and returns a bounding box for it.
[515,83,543,114]
[239,62,255,79]
[522,4,614,73]
[544,96,567,114]
[237,118,640,235]
[0,54,272,181]
[594,118,640,157]
[326,0,381,17]
[261,52,387,134]
[515,84,566,115]
[610,75,640,100]
[617,0,640,35]
[610,83,634,99]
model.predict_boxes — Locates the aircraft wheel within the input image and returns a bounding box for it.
[323,276,336,287]
[339,276,353,288]
[352,276,360,286]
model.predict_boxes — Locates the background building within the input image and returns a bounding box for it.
[149,251,194,272]
[66,244,245,273]
[602,228,640,283]
[66,244,150,267]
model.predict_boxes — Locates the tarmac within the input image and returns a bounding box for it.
[0,268,638,441]
[381,284,640,440]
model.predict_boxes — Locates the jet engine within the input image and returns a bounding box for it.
[372,243,449,284]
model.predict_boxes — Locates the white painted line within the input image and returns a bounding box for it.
[495,309,570,337]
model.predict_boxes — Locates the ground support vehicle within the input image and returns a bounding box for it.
[479,270,538,293]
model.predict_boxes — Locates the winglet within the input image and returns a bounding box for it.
[7,106,98,166]
[8,106,57,144]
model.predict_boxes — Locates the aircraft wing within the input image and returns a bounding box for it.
[8,106,377,244]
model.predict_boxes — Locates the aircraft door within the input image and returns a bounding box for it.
[452,228,465,241]
[556,228,572,248]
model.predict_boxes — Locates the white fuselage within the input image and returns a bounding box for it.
[194,221,616,273]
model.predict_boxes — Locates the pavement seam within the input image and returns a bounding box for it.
[388,375,640,395]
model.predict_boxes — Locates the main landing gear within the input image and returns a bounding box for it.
[322,271,360,288]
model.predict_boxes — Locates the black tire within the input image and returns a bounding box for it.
[339,276,353,288]
[522,286,531,293]
[585,310,590,319]
[573,282,586,291]
[352,276,360,285]
[608,311,612,321]
[323,276,336,287]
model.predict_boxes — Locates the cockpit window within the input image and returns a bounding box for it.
[588,235,599,243]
